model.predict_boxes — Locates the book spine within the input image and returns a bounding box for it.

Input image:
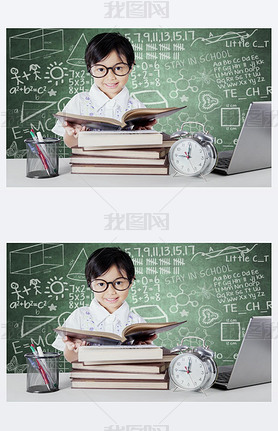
[71,380,169,389]
[70,372,167,380]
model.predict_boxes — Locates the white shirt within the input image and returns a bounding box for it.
[52,298,145,351]
[52,84,145,136]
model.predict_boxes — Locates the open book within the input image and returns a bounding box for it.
[54,106,186,130]
[54,320,186,345]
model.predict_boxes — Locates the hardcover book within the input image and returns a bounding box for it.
[54,320,186,345]
[54,106,186,130]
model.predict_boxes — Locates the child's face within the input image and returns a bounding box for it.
[92,264,132,313]
[93,50,131,99]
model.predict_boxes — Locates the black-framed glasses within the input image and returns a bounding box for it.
[90,62,132,78]
[90,277,132,292]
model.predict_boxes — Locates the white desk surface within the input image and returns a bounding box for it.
[7,373,271,402]
[6,159,271,187]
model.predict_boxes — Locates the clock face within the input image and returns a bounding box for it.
[170,138,206,176]
[170,353,207,390]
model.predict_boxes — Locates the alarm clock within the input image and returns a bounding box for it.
[169,122,218,177]
[169,337,217,391]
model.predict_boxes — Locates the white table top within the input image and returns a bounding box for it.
[6,159,271,187]
[7,373,271,402]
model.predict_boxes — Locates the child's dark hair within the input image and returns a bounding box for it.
[85,247,135,286]
[85,32,135,72]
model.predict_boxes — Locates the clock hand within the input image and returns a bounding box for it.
[187,143,192,158]
[177,366,192,374]
[187,371,197,388]
[187,156,196,172]
[187,357,192,373]
[177,154,195,171]
[177,153,190,159]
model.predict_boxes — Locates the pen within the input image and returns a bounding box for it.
[36,345,57,389]
[36,145,51,175]
[30,345,51,391]
[37,131,44,142]
[30,130,51,176]
[37,346,44,357]
[30,130,38,141]
[30,345,50,389]
[30,344,38,354]
[36,132,57,174]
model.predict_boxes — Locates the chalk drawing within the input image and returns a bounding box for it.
[45,276,69,300]
[221,107,241,127]
[21,315,57,338]
[20,100,57,123]
[130,90,169,108]
[67,248,88,281]
[167,285,198,314]
[9,29,64,60]
[7,355,27,373]
[159,326,213,349]
[58,311,71,327]
[48,89,57,97]
[6,141,27,159]
[44,61,68,86]
[173,43,185,51]
[130,304,168,322]
[221,321,241,341]
[198,305,223,328]
[198,90,222,113]
[191,29,258,46]
[177,327,214,348]
[67,34,88,66]
[191,244,258,261]
[195,69,215,86]
[9,243,64,275]
[196,283,215,300]
[58,96,71,112]
[154,116,176,134]
[177,112,213,133]
[167,71,198,99]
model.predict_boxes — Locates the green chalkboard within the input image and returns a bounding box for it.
[7,243,271,372]
[6,28,271,158]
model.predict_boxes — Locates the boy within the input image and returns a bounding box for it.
[52,33,156,148]
[52,247,156,362]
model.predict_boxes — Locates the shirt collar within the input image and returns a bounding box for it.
[89,84,130,112]
[89,297,130,327]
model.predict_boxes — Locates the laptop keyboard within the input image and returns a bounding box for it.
[215,150,233,169]
[216,370,232,383]
[216,157,231,169]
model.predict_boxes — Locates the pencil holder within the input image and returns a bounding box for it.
[25,138,60,178]
[24,352,60,393]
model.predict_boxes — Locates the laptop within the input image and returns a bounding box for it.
[213,101,271,175]
[214,316,271,389]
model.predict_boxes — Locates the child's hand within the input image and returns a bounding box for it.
[134,333,158,345]
[63,335,86,352]
[63,121,86,138]
[134,119,157,130]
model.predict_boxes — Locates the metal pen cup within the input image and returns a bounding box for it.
[25,137,60,178]
[24,352,60,393]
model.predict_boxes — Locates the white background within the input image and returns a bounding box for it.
[0,1,277,429]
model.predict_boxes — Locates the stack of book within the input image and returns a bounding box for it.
[70,345,177,389]
[54,106,186,175]
[70,131,172,175]
[54,320,187,390]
